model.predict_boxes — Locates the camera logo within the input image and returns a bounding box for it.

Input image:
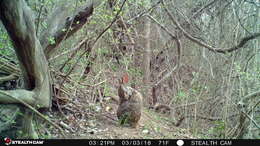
[4,137,12,145]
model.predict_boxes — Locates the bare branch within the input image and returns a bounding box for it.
[41,3,94,59]
[239,108,260,129]
[127,0,162,23]
[0,89,35,104]
[92,0,127,46]
[147,15,177,40]
[153,64,178,87]
[0,0,50,108]
[0,89,66,137]
[191,0,220,19]
[162,0,260,54]
[243,90,260,102]
[0,73,17,83]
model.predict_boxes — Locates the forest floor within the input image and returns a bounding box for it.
[86,109,194,139]
[49,99,195,139]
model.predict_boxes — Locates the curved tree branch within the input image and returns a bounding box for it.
[162,0,260,54]
[0,0,50,108]
[41,3,94,59]
[191,0,220,19]
[147,15,181,67]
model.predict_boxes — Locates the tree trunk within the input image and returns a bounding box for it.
[0,0,51,138]
[142,16,151,105]
[0,0,93,138]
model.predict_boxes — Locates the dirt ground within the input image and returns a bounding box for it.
[65,101,194,139]
[47,95,195,139]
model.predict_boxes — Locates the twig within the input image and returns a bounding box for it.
[153,64,178,87]
[59,0,127,80]
[92,0,127,46]
[127,0,162,23]
[36,0,45,36]
[161,0,260,53]
[146,15,176,40]
[242,90,260,102]
[0,90,66,138]
[240,109,260,129]
[147,14,182,67]
[0,73,17,83]
[191,0,220,19]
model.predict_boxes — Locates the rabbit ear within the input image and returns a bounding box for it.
[118,78,123,84]
[118,85,125,98]
[122,73,129,84]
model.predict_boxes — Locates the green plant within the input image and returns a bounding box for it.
[209,120,226,138]
[48,36,56,45]
[176,90,188,101]
[118,113,130,126]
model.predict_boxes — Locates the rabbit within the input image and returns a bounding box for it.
[117,73,143,128]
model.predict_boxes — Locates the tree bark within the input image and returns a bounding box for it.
[162,0,260,54]
[41,3,93,59]
[0,0,94,138]
[0,0,51,138]
[0,0,51,107]
[143,16,151,105]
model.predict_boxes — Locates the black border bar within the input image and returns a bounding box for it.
[1,139,259,146]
